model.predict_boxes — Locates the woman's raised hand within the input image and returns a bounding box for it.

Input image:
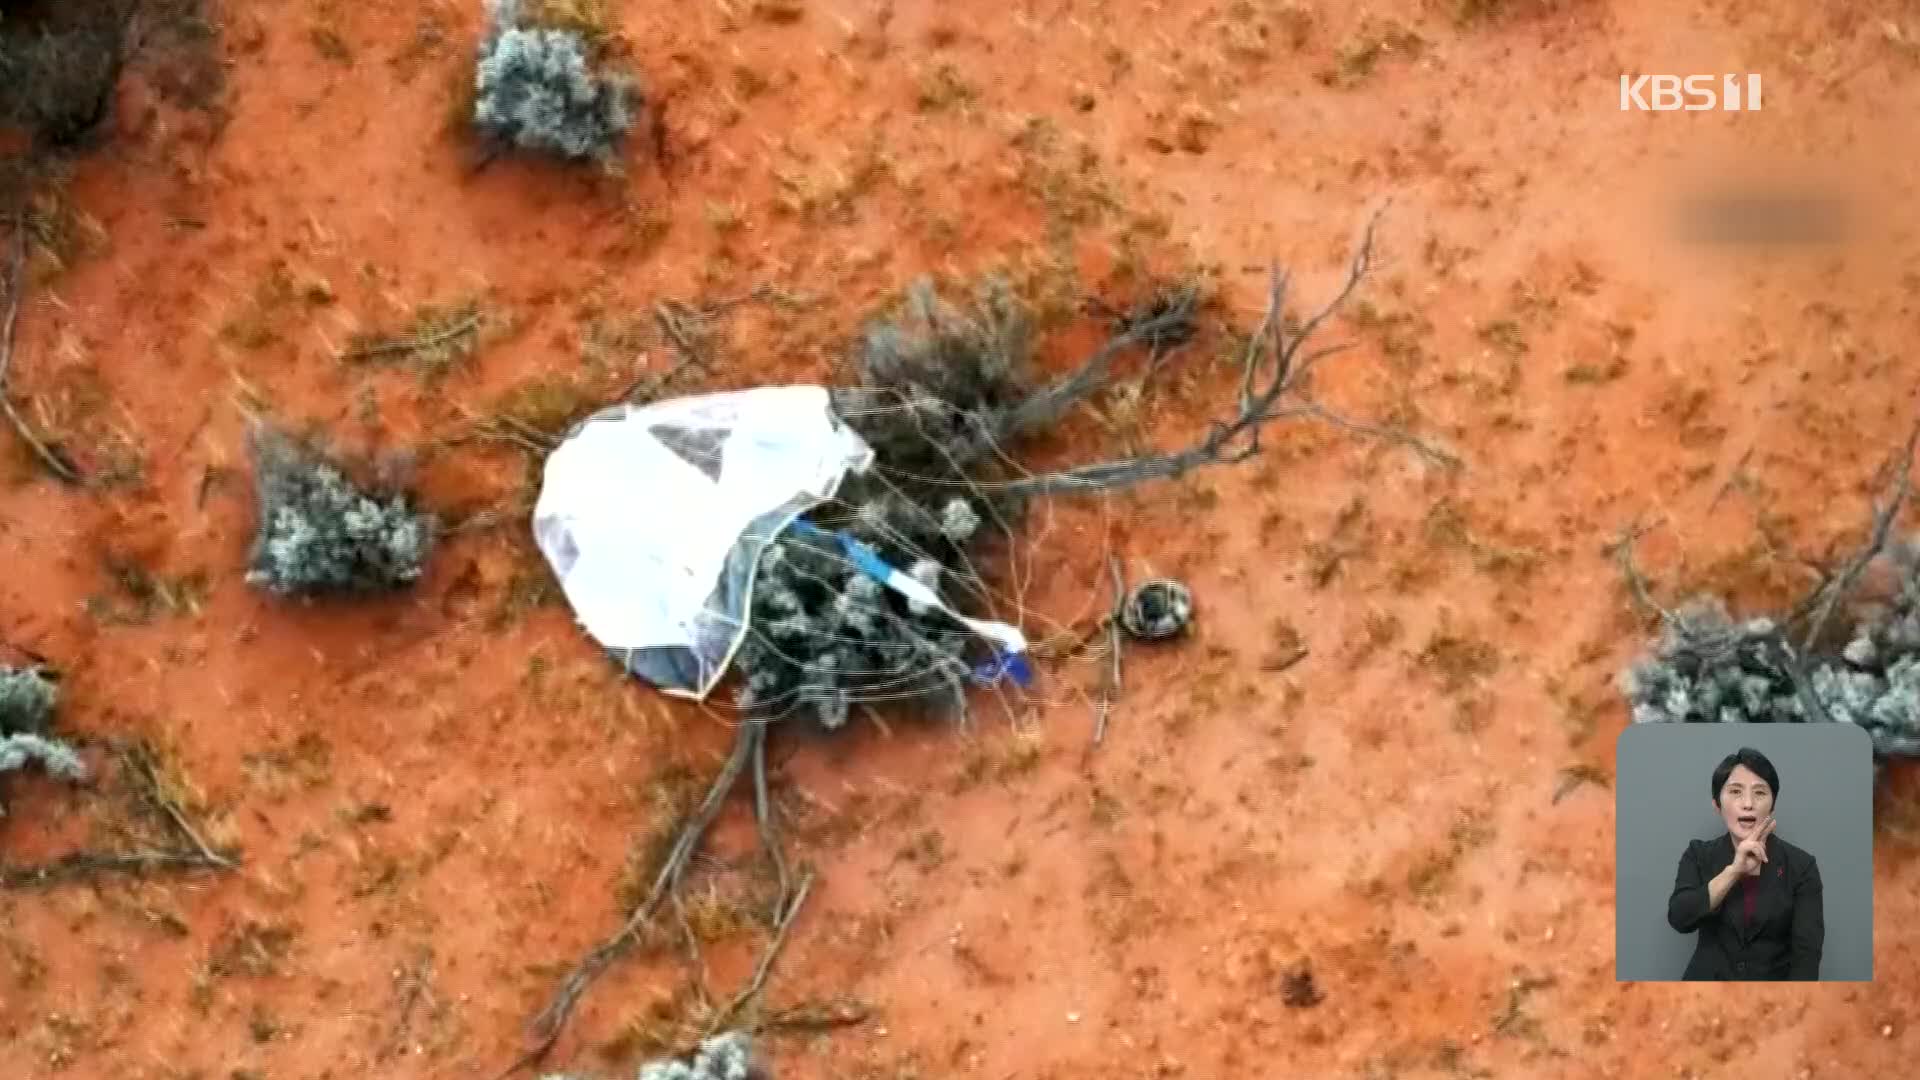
[1732,815,1775,876]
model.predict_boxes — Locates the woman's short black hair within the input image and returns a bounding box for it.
[1711,747,1780,805]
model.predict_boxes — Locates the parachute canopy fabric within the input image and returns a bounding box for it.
[532,385,876,700]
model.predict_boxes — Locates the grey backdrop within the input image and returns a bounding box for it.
[1615,723,1874,981]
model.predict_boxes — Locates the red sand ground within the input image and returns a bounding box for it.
[5,0,1920,1077]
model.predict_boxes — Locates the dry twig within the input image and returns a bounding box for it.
[1,849,227,888]
[340,312,480,362]
[619,348,705,404]
[752,997,872,1034]
[701,867,816,1037]
[1707,446,1755,513]
[124,741,234,870]
[473,412,562,452]
[377,949,436,1062]
[1266,647,1310,673]
[618,299,724,402]
[0,219,85,485]
[1093,555,1123,746]
[1609,516,1676,626]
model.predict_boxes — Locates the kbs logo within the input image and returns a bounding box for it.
[1620,74,1762,111]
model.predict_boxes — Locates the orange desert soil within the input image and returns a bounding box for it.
[4,1,1920,1077]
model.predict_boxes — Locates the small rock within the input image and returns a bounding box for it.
[1280,961,1323,1008]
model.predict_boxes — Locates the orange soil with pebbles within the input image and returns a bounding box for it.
[4,1,1920,1078]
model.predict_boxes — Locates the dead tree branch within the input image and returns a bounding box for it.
[2,737,241,889]
[1789,421,1920,651]
[751,723,791,920]
[990,207,1458,499]
[988,286,1204,446]
[510,720,768,1076]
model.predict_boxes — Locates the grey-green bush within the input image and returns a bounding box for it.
[0,664,58,735]
[1621,540,1920,760]
[474,0,635,163]
[0,733,88,783]
[540,1030,767,1080]
[725,277,1030,730]
[1619,599,1796,726]
[244,424,436,598]
[0,666,86,795]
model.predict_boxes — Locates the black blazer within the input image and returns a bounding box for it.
[1666,832,1823,980]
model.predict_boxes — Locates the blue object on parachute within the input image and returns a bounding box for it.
[787,518,891,582]
[785,518,1033,689]
[970,650,1035,689]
